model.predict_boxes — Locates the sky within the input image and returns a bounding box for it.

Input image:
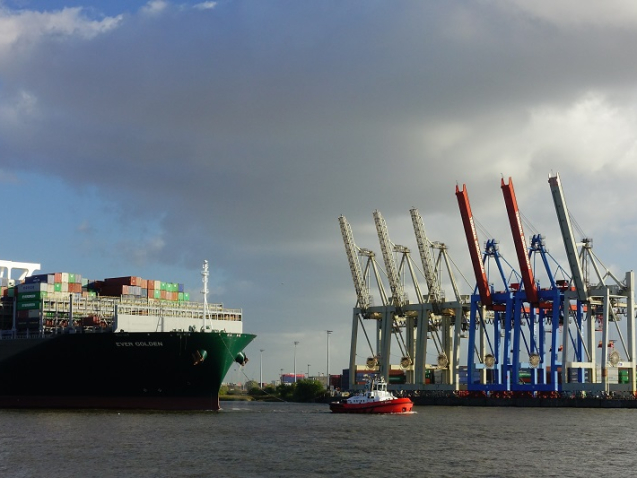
[2,0,637,384]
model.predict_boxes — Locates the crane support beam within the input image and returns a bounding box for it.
[456,184,492,308]
[548,173,588,302]
[501,177,539,305]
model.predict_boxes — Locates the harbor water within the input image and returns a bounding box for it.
[0,401,635,477]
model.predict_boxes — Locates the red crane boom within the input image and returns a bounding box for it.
[501,177,539,305]
[455,184,492,308]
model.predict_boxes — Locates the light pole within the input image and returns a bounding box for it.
[327,330,332,388]
[280,368,283,385]
[307,364,311,378]
[259,349,264,387]
[294,341,299,383]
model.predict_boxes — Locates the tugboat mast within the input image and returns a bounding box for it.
[201,260,209,331]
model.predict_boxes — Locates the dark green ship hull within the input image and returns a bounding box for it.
[0,331,256,410]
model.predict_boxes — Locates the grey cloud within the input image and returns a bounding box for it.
[2,0,637,380]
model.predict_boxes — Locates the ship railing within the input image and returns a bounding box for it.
[2,331,46,340]
[115,300,243,322]
[37,294,243,321]
[0,326,114,340]
[2,295,243,331]
[0,330,15,339]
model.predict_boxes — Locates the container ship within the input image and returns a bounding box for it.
[0,259,255,411]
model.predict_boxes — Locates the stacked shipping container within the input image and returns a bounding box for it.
[1,272,192,332]
[14,273,85,330]
[2,273,191,301]
[99,276,189,301]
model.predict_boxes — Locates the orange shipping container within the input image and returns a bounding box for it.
[69,283,82,293]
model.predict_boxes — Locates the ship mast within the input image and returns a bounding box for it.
[202,260,209,331]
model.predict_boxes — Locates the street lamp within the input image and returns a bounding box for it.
[307,364,311,378]
[259,349,264,387]
[294,341,299,383]
[327,330,332,388]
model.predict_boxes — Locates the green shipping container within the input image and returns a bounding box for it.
[17,301,40,310]
[54,283,62,292]
[18,292,48,302]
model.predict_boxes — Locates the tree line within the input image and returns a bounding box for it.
[223,378,329,402]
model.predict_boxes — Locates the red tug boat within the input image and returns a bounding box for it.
[329,375,413,414]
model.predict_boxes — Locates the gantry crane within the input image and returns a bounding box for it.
[339,215,389,388]
[501,177,565,391]
[372,210,417,382]
[548,173,636,393]
[338,173,636,398]
[527,233,571,389]
[410,208,465,388]
[341,210,467,391]
[457,183,525,391]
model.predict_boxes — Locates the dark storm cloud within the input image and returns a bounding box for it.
[2,0,637,379]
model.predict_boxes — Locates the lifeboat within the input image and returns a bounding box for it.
[329,375,413,414]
